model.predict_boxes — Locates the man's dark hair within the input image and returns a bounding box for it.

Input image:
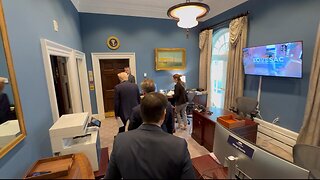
[140,78,155,93]
[141,92,168,123]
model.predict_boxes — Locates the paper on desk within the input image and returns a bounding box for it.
[116,117,124,128]
[209,152,221,165]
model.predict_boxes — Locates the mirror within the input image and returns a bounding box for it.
[0,1,26,158]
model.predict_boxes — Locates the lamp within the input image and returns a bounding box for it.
[167,0,210,29]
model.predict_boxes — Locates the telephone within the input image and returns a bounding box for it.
[195,104,206,113]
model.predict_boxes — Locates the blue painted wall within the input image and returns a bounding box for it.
[201,0,320,132]
[0,0,82,178]
[80,13,200,114]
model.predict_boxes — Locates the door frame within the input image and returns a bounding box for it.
[41,39,91,122]
[75,50,92,115]
[91,52,136,120]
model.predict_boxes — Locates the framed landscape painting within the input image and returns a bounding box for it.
[155,48,186,70]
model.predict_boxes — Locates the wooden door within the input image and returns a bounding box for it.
[51,55,73,116]
[100,59,129,113]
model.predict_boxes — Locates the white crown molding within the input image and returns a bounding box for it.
[71,0,248,22]
[71,0,80,11]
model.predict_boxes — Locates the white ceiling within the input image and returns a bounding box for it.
[71,0,247,21]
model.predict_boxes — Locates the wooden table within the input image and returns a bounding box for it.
[192,154,227,179]
[192,107,258,152]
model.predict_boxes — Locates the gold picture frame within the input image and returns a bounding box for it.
[155,48,186,71]
[0,0,26,158]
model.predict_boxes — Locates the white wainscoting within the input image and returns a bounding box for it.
[254,118,299,154]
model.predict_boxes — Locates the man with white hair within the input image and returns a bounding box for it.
[124,67,135,83]
[114,72,140,133]
[0,77,12,124]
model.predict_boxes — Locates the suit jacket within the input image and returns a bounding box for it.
[128,74,135,83]
[0,93,11,124]
[105,124,195,179]
[114,81,140,121]
[128,102,174,133]
[173,82,187,106]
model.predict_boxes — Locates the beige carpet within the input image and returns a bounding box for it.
[99,117,292,161]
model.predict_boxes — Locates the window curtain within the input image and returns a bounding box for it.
[297,23,320,146]
[224,16,248,109]
[199,29,213,106]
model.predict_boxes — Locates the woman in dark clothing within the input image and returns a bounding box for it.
[172,74,187,130]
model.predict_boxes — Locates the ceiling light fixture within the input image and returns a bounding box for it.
[167,0,210,29]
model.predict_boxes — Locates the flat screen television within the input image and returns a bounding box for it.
[242,41,303,78]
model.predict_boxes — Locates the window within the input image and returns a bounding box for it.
[210,28,229,108]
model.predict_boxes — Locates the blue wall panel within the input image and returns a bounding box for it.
[80,13,200,114]
[0,0,82,178]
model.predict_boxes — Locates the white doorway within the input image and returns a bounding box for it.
[75,50,92,115]
[41,39,91,122]
[91,52,136,120]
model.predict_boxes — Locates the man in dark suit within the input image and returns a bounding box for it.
[128,78,174,133]
[114,72,140,133]
[106,92,195,179]
[124,67,135,83]
[0,77,12,124]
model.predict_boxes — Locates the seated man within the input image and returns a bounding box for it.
[128,78,174,134]
[105,93,195,179]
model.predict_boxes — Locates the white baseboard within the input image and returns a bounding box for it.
[254,118,299,154]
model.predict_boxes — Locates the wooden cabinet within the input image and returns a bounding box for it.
[191,107,258,152]
[202,118,215,151]
[191,112,203,145]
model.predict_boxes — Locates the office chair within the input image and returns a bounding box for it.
[293,144,320,179]
[186,91,196,125]
[230,96,258,120]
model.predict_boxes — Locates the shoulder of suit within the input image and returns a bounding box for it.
[132,105,141,111]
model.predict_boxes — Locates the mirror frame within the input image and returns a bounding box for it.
[0,0,26,158]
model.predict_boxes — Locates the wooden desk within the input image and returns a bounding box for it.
[192,154,227,179]
[94,147,109,179]
[192,107,258,152]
